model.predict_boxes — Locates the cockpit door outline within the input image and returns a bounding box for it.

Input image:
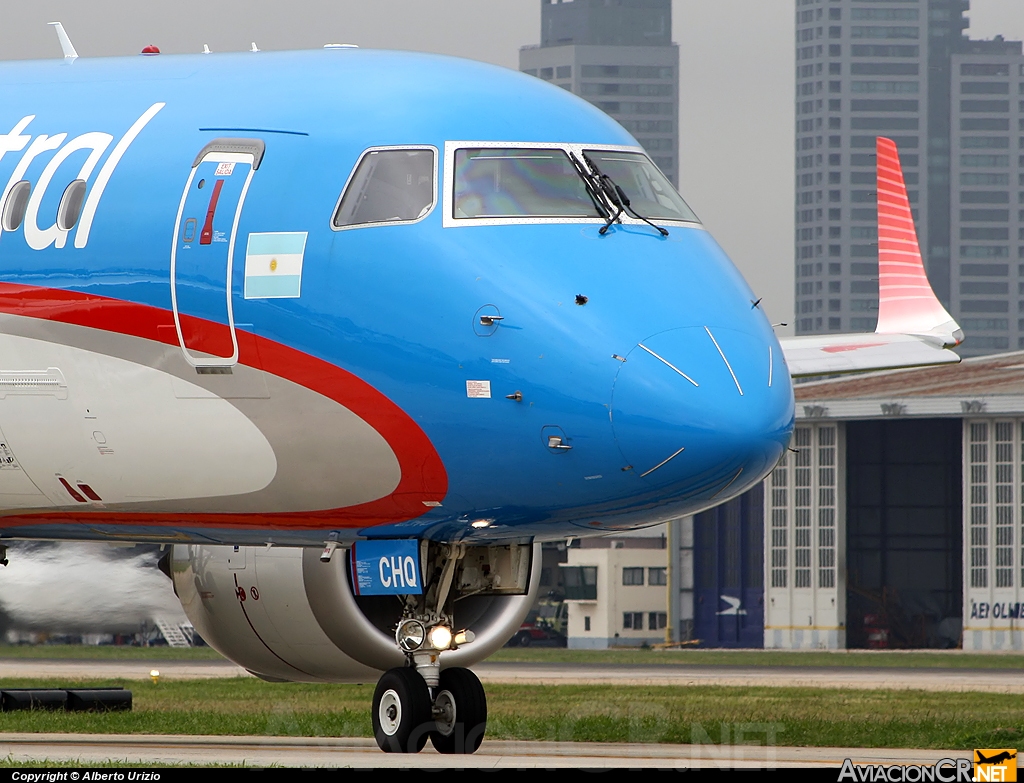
[170,139,263,368]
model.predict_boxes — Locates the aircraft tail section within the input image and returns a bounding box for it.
[780,136,963,377]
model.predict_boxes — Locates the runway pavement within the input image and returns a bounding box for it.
[0,733,983,769]
[0,658,1020,692]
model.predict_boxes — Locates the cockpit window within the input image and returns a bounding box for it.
[333,148,435,228]
[453,148,602,219]
[583,150,699,223]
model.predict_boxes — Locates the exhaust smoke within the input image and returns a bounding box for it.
[0,541,186,637]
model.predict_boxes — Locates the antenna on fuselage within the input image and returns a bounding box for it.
[250,42,260,52]
[203,44,212,54]
[47,22,79,63]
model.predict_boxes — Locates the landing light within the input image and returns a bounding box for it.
[427,625,453,650]
[396,619,426,652]
[470,519,493,529]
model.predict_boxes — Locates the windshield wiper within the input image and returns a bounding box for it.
[568,152,612,223]
[581,153,669,237]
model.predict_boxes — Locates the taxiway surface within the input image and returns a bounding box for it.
[0,658,1019,693]
[0,733,983,769]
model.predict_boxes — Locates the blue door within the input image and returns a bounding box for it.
[693,485,764,647]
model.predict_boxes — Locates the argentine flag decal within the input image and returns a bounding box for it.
[244,232,307,299]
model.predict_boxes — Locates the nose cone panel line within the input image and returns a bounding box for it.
[636,343,699,387]
[704,326,743,397]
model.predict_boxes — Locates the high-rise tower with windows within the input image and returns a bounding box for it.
[794,0,1022,357]
[519,0,679,185]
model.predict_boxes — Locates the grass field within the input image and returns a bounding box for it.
[0,677,1021,751]
[487,647,1024,669]
[4,644,1024,670]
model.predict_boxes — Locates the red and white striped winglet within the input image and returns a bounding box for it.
[873,137,962,346]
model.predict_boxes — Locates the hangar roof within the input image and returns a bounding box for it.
[793,350,1024,420]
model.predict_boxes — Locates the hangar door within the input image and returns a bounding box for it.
[693,485,764,647]
[846,419,962,649]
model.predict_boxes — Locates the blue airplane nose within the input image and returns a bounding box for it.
[611,326,793,503]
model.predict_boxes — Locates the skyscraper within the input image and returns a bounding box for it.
[950,42,1024,355]
[519,0,679,185]
[793,0,1022,357]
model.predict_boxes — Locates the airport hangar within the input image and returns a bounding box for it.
[560,351,1024,651]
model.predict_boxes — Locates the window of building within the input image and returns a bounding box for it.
[852,81,919,94]
[851,45,920,58]
[623,567,644,586]
[961,64,1010,77]
[963,118,1010,132]
[961,281,1008,295]
[962,173,1009,187]
[562,566,598,600]
[648,567,667,586]
[961,189,1010,202]
[584,616,591,632]
[962,263,1009,275]
[539,67,553,80]
[830,45,841,57]
[556,65,571,79]
[962,100,1011,114]
[829,317,841,330]
[963,318,1008,331]
[649,612,667,631]
[333,148,436,229]
[852,8,919,22]
[852,63,919,76]
[623,612,643,630]
[962,82,1010,95]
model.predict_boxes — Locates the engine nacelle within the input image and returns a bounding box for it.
[168,542,541,682]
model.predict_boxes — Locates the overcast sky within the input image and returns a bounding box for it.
[2,1,1023,330]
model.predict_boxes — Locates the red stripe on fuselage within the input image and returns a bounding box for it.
[0,282,448,532]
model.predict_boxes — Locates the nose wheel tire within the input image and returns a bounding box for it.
[429,667,488,754]
[372,667,432,753]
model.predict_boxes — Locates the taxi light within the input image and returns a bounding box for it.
[427,625,453,650]
[453,629,476,646]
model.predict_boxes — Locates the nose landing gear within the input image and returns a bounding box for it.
[370,543,488,754]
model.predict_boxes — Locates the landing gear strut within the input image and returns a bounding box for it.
[370,543,489,754]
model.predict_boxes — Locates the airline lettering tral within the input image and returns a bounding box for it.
[0,33,963,753]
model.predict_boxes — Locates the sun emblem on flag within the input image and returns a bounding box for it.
[269,258,278,272]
